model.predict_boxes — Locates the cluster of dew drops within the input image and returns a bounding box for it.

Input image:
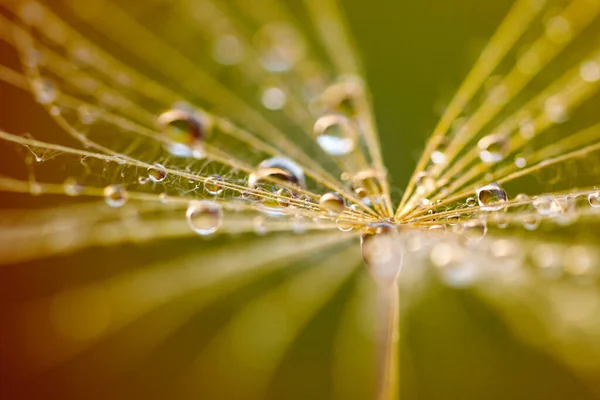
[26,15,600,239]
[74,23,370,238]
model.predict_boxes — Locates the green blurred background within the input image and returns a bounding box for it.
[344,0,513,189]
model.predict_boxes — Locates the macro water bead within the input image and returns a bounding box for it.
[319,192,346,216]
[248,157,306,190]
[157,108,206,146]
[314,114,356,156]
[147,163,168,183]
[103,185,128,208]
[476,183,508,211]
[478,133,510,163]
[186,201,223,236]
[204,175,224,196]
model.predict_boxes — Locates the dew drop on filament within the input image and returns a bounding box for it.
[204,175,224,195]
[588,191,600,208]
[320,78,363,117]
[580,61,600,83]
[261,87,287,110]
[476,183,508,211]
[276,188,294,208]
[314,114,356,156]
[248,157,306,189]
[523,214,541,231]
[532,195,553,215]
[64,177,83,197]
[186,201,223,236]
[478,133,509,163]
[254,22,305,73]
[157,108,207,149]
[415,171,435,195]
[147,163,168,183]
[319,192,345,216]
[104,185,127,208]
[431,150,446,165]
[32,78,58,105]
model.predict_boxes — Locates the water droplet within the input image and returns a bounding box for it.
[147,163,167,183]
[32,78,58,104]
[431,150,446,165]
[466,197,477,207]
[580,61,600,83]
[314,114,356,156]
[363,221,397,236]
[212,34,244,66]
[186,201,223,236]
[64,177,83,196]
[352,170,384,201]
[488,83,508,105]
[320,78,363,116]
[77,105,98,125]
[104,185,127,208]
[491,212,509,229]
[158,109,206,146]
[276,188,294,208]
[514,156,527,168]
[415,171,435,195]
[532,195,553,215]
[248,157,306,190]
[319,192,345,216]
[461,219,487,243]
[50,105,61,116]
[545,16,572,44]
[446,214,461,225]
[259,194,283,213]
[478,133,509,163]
[588,191,600,208]
[523,214,540,230]
[354,187,371,205]
[138,176,148,185]
[254,22,305,73]
[336,218,355,232]
[205,174,224,195]
[544,96,568,123]
[476,183,507,211]
[519,118,535,139]
[515,193,530,202]
[261,87,287,110]
[551,196,577,226]
[428,224,446,233]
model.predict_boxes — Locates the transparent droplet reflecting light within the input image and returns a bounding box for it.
[314,114,356,156]
[476,183,508,211]
[186,201,223,236]
[147,163,168,183]
[104,185,127,208]
[319,192,345,216]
